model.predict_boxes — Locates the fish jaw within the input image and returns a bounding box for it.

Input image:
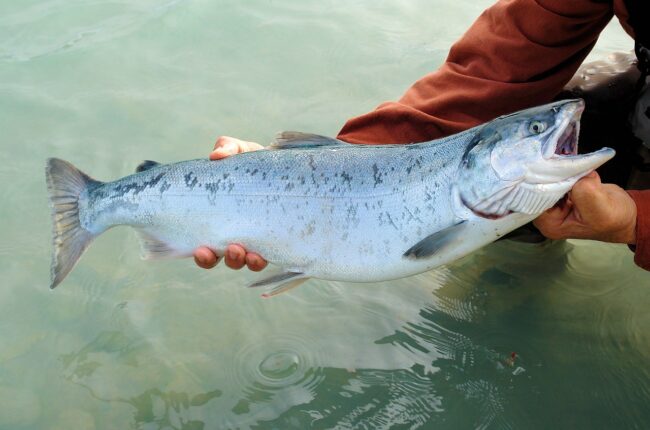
[531,99,615,184]
[527,147,616,184]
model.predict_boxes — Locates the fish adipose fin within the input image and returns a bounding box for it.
[135,160,161,173]
[248,271,309,298]
[403,220,468,259]
[45,158,104,289]
[270,132,347,149]
[136,231,184,260]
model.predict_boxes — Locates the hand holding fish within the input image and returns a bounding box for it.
[194,136,268,271]
[534,171,637,244]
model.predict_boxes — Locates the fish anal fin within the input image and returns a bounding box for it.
[248,271,309,297]
[136,160,162,173]
[136,231,184,259]
[270,132,347,149]
[403,220,467,259]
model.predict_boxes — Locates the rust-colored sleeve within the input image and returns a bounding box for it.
[337,0,614,144]
[628,190,650,271]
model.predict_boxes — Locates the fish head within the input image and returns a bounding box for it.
[457,99,615,218]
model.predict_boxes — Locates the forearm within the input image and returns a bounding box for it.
[628,190,650,271]
[337,0,614,144]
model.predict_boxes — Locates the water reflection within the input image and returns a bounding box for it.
[54,239,650,429]
[61,330,222,430]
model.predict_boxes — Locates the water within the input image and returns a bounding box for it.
[1,1,649,428]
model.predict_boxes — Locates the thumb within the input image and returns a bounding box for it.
[568,172,607,223]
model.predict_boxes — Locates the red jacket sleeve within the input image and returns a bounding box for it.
[628,191,650,271]
[337,0,614,144]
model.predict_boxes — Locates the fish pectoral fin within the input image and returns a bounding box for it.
[269,132,348,149]
[403,220,468,259]
[135,160,162,173]
[136,230,184,260]
[248,271,309,298]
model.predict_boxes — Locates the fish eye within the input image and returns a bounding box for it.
[529,121,547,134]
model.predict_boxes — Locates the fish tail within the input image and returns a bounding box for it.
[45,158,103,289]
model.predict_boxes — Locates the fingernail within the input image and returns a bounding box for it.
[227,249,237,260]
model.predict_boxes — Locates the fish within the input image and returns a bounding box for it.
[45,99,614,296]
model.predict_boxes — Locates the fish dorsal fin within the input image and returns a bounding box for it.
[270,132,347,149]
[403,220,467,259]
[136,160,161,173]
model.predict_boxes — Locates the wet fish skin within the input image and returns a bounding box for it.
[46,99,615,294]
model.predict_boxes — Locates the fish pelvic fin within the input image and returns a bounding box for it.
[403,220,468,259]
[136,230,186,260]
[248,271,309,298]
[45,158,103,289]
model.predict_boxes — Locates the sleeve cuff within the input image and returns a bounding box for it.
[627,190,650,271]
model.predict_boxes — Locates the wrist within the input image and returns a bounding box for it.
[616,196,637,245]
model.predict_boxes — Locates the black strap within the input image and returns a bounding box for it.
[624,0,650,50]
[636,42,650,78]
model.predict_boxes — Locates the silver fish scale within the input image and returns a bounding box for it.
[49,99,614,290]
[82,133,475,282]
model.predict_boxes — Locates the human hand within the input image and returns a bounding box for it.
[208,135,264,160]
[193,136,268,271]
[533,172,637,244]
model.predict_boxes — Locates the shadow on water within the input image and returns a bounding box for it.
[61,330,221,430]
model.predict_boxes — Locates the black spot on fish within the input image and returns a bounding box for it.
[223,173,230,179]
[385,212,398,230]
[372,164,383,187]
[184,172,199,189]
[113,173,165,196]
[205,182,220,195]
[159,181,171,193]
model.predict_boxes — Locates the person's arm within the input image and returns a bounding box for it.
[337,0,614,144]
[628,190,650,270]
[194,0,623,271]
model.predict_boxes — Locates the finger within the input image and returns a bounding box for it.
[210,137,241,160]
[245,253,268,272]
[569,173,607,223]
[224,244,246,270]
[193,247,219,269]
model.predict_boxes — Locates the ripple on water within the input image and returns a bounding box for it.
[557,241,636,297]
[229,332,325,418]
[333,367,443,430]
[0,0,186,62]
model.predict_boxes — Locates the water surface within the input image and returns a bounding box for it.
[1,1,649,428]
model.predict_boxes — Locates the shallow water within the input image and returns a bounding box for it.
[1,0,649,428]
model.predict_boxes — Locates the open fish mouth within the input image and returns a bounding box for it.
[543,99,583,159]
[554,121,578,156]
[530,99,614,184]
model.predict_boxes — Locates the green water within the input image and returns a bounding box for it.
[1,1,649,428]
